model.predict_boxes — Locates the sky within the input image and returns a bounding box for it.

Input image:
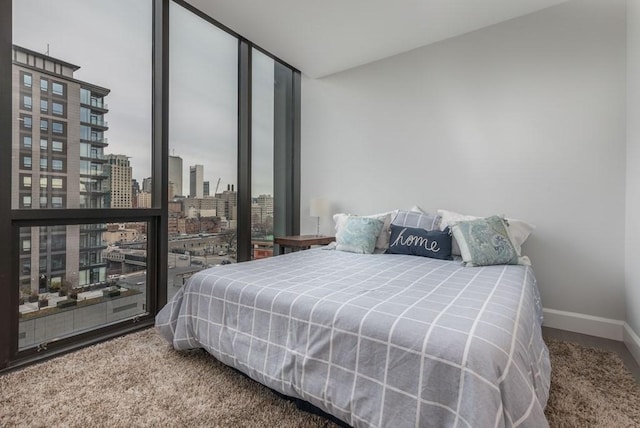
[13,0,275,197]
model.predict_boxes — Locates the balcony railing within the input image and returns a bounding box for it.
[89,117,108,128]
[81,136,108,145]
[90,99,108,110]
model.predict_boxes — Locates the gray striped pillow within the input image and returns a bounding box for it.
[391,210,441,231]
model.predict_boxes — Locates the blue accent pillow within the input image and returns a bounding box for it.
[387,224,453,260]
[450,215,530,267]
[335,216,384,254]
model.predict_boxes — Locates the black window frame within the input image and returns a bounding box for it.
[0,0,300,372]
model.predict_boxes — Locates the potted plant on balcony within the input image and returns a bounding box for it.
[48,282,60,294]
[102,286,121,298]
[28,290,39,303]
[38,296,48,308]
[57,298,77,309]
[18,291,25,306]
[58,280,72,297]
[68,286,79,300]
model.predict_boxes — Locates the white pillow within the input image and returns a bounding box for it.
[333,210,398,250]
[437,209,535,256]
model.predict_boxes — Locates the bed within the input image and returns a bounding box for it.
[156,248,550,427]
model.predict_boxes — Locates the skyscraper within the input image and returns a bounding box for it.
[131,178,140,208]
[12,45,109,292]
[168,155,183,197]
[142,176,152,193]
[189,164,204,198]
[104,154,132,208]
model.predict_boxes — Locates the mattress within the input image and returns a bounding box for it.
[156,248,550,427]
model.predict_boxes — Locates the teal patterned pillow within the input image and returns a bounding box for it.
[335,216,384,254]
[451,216,530,267]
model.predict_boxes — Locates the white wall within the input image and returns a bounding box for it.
[626,0,640,357]
[301,0,627,323]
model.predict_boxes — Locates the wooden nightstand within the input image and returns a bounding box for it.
[274,235,335,255]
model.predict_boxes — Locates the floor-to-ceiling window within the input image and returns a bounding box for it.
[251,50,276,259]
[251,48,300,258]
[167,3,238,300]
[0,0,300,371]
[8,0,155,355]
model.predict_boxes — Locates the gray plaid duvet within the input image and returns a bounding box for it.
[156,249,550,427]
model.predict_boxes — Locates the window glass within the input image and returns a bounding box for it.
[40,139,47,150]
[169,2,239,288]
[52,122,63,134]
[40,177,47,188]
[22,196,31,208]
[23,95,32,110]
[22,156,31,169]
[80,107,90,123]
[12,0,152,215]
[80,88,90,104]
[80,143,90,157]
[40,158,47,170]
[52,121,63,134]
[52,102,63,115]
[51,82,64,96]
[22,135,31,148]
[22,73,32,87]
[51,178,63,189]
[251,50,275,259]
[22,115,32,128]
[23,176,32,187]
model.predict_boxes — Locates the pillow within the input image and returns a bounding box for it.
[387,224,452,260]
[333,210,397,249]
[437,209,535,255]
[392,210,440,231]
[335,216,384,254]
[450,216,530,267]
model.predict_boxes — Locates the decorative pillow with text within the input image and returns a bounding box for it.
[387,224,453,260]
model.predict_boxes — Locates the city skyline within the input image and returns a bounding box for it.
[13,0,277,197]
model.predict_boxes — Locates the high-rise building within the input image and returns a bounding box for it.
[12,45,109,292]
[131,178,140,208]
[189,164,203,198]
[104,154,132,208]
[203,181,210,197]
[214,184,237,221]
[255,194,274,223]
[142,176,152,193]
[168,155,182,197]
[137,191,152,208]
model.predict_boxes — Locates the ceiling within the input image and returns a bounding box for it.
[185,0,570,78]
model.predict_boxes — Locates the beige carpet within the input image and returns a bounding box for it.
[544,339,640,427]
[0,329,638,428]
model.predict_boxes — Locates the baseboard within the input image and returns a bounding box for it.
[542,308,624,341]
[623,323,640,366]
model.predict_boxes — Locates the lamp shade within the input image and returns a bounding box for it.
[309,198,328,217]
